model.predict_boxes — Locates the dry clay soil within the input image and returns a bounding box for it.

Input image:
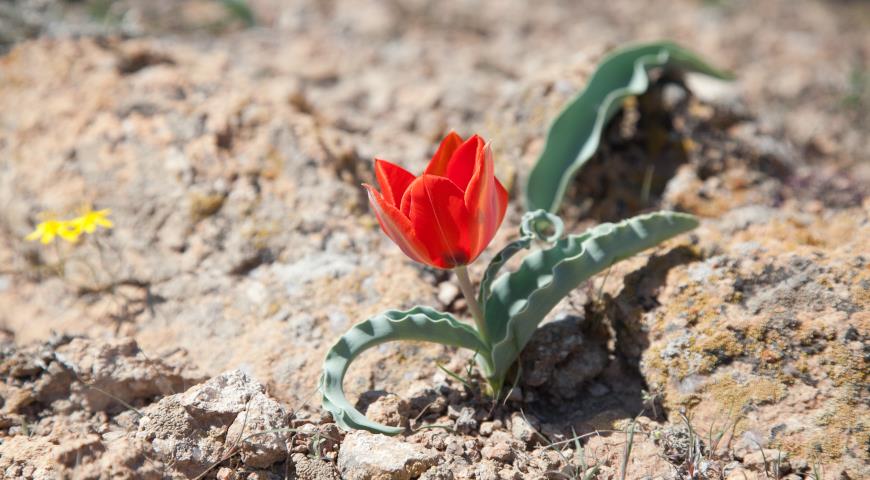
[0,1,868,479]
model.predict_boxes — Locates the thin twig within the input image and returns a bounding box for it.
[596,266,612,303]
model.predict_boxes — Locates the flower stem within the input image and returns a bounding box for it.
[454,265,487,341]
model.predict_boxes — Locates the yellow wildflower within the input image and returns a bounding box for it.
[25,219,82,244]
[71,208,113,234]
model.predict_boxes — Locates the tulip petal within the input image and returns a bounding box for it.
[424,132,463,177]
[364,184,429,264]
[445,135,484,190]
[404,175,472,269]
[375,159,416,207]
[464,142,508,259]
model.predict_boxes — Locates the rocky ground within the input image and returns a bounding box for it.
[0,0,868,479]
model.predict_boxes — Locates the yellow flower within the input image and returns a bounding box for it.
[71,208,113,234]
[25,220,82,244]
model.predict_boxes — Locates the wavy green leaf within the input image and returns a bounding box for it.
[483,211,699,384]
[525,41,733,213]
[478,236,534,308]
[478,210,565,307]
[320,306,489,435]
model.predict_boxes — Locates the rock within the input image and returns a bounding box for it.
[474,462,500,480]
[217,467,238,480]
[481,442,513,463]
[452,406,478,434]
[318,423,343,456]
[338,431,439,480]
[136,395,226,477]
[637,208,869,475]
[510,412,542,447]
[725,468,759,480]
[498,467,523,480]
[52,434,105,467]
[404,382,447,415]
[226,392,290,468]
[420,463,456,480]
[136,370,286,477]
[245,471,281,480]
[533,449,568,475]
[437,282,460,307]
[479,421,496,436]
[180,369,264,420]
[0,337,200,414]
[742,449,790,473]
[364,393,410,428]
[519,315,608,399]
[292,453,340,480]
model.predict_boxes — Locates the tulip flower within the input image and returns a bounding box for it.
[363,132,509,270]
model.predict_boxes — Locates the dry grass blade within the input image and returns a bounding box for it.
[619,417,637,480]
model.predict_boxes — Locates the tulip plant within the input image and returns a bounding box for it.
[321,41,727,435]
[321,133,698,434]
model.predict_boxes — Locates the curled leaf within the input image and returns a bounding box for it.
[320,306,489,434]
[478,210,564,307]
[526,41,733,213]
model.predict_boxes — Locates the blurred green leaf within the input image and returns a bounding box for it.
[219,0,256,27]
[526,41,733,213]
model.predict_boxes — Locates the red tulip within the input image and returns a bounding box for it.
[363,133,509,269]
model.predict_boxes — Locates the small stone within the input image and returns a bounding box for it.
[445,439,464,456]
[479,421,496,436]
[404,382,447,415]
[181,370,264,420]
[725,468,757,480]
[318,423,342,455]
[510,412,542,446]
[246,471,280,480]
[498,468,523,480]
[475,462,500,480]
[364,394,410,428]
[226,392,290,469]
[481,442,513,463]
[662,84,688,110]
[742,449,790,473]
[338,431,439,480]
[453,406,478,434]
[216,467,238,480]
[53,434,105,467]
[465,439,482,462]
[533,449,564,472]
[291,453,340,480]
[437,282,460,306]
[420,463,455,480]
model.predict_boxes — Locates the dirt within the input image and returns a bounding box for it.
[0,0,868,479]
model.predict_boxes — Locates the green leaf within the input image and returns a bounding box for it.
[525,41,733,213]
[478,210,565,307]
[320,306,489,435]
[483,211,699,384]
[219,0,256,26]
[478,236,533,307]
